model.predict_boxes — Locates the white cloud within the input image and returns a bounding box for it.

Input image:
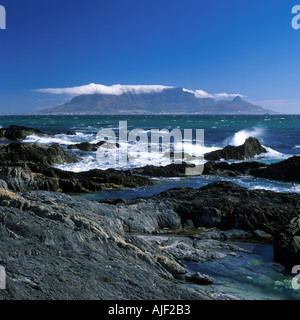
[182,89,213,98]
[34,83,245,100]
[183,88,245,99]
[34,83,174,96]
[213,92,245,99]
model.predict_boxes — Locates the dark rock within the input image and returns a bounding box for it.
[68,141,120,152]
[0,165,154,194]
[106,181,300,271]
[0,125,46,141]
[203,161,267,176]
[68,142,105,151]
[148,181,300,237]
[193,207,226,228]
[0,167,42,192]
[183,219,195,229]
[204,137,267,161]
[99,198,127,205]
[274,235,300,268]
[250,156,300,183]
[0,129,6,140]
[0,189,208,300]
[139,234,249,263]
[274,216,300,267]
[192,229,253,241]
[0,179,8,190]
[131,160,266,178]
[0,176,299,298]
[0,143,153,193]
[253,229,272,240]
[132,182,300,267]
[75,168,154,190]
[66,131,76,135]
[0,143,80,167]
[187,273,215,285]
[132,162,196,177]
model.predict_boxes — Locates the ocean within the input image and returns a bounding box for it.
[1,114,299,198]
[1,114,300,300]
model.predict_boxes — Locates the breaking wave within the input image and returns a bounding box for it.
[227,128,264,147]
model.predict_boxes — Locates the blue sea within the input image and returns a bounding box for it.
[1,114,300,196]
[1,114,300,300]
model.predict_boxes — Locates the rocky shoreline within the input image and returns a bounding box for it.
[0,125,299,300]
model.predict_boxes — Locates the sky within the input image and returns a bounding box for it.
[1,0,300,114]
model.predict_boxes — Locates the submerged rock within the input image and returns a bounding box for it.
[204,137,267,161]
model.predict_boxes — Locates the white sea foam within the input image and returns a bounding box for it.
[24,134,77,145]
[55,139,216,172]
[263,146,286,158]
[23,132,95,146]
[74,131,95,138]
[250,184,300,194]
[28,126,290,173]
[228,128,264,146]
[174,141,220,157]
[255,146,289,162]
[219,127,291,163]
[55,155,99,172]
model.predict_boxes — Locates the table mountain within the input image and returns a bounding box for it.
[41,88,272,115]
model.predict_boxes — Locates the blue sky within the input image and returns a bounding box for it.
[1,0,300,113]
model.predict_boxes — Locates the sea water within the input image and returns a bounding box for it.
[1,114,298,194]
[183,242,300,300]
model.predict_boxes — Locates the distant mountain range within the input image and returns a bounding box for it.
[41,87,274,115]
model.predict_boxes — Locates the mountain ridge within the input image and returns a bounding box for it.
[40,87,274,115]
